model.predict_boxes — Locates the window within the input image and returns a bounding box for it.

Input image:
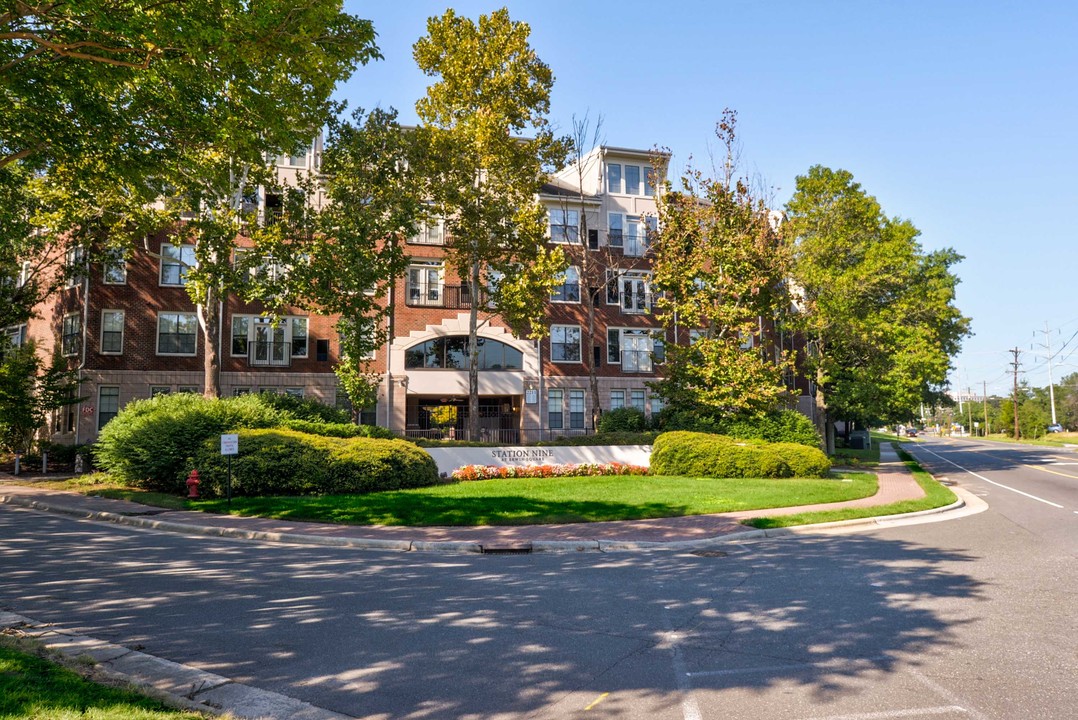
[630,389,646,412]
[233,387,252,396]
[100,310,124,354]
[625,165,640,195]
[548,388,563,429]
[160,243,195,286]
[284,387,304,398]
[17,260,31,288]
[231,316,249,356]
[279,146,309,167]
[607,163,622,194]
[98,386,120,429]
[316,338,330,361]
[61,313,81,356]
[410,217,445,245]
[607,328,621,364]
[3,325,26,350]
[404,336,522,371]
[102,248,126,284]
[178,386,200,394]
[551,266,580,303]
[549,208,579,243]
[609,328,659,372]
[150,386,171,397]
[291,317,308,357]
[610,390,625,411]
[551,325,581,363]
[650,395,665,416]
[740,331,755,350]
[157,312,197,355]
[569,390,585,429]
[644,165,656,196]
[406,261,444,306]
[605,269,620,305]
[624,215,645,257]
[608,213,623,248]
[621,272,651,313]
[64,246,85,288]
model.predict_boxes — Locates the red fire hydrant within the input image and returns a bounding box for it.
[186,470,200,498]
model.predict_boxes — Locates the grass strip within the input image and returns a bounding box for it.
[741,444,957,529]
[0,636,203,719]
[182,473,877,526]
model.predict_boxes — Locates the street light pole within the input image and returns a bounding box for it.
[1044,322,1058,426]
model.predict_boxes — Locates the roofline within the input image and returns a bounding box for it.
[601,145,670,160]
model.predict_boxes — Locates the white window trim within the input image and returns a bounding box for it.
[159,243,195,287]
[156,311,198,357]
[550,324,582,364]
[99,309,124,355]
[551,266,581,304]
[102,249,127,284]
[231,314,309,358]
[608,327,659,373]
[64,246,85,289]
[406,261,445,306]
[290,316,309,359]
[606,163,622,194]
[620,271,652,314]
[548,208,580,244]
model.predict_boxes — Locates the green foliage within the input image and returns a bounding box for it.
[187,429,439,498]
[598,407,649,433]
[0,342,81,454]
[650,431,830,479]
[784,165,971,435]
[94,393,374,488]
[279,418,396,439]
[539,431,660,446]
[657,409,821,447]
[650,110,792,418]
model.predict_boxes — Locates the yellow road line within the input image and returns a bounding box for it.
[585,693,609,711]
[1025,464,1078,480]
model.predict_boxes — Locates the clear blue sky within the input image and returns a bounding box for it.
[340,1,1078,399]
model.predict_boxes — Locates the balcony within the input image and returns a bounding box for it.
[406,284,488,309]
[249,341,292,367]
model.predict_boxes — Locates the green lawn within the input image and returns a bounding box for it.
[0,638,202,720]
[742,445,956,529]
[184,472,877,526]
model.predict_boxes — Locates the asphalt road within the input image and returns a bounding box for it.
[0,442,1074,719]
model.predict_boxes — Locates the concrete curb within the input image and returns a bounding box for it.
[0,610,351,719]
[1,485,977,554]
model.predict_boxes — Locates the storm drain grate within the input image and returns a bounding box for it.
[480,545,533,555]
[689,550,729,558]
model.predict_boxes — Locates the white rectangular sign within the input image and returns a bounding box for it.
[220,433,239,456]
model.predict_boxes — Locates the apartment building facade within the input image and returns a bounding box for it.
[19,143,799,445]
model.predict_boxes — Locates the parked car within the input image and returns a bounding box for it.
[1047,423,1064,433]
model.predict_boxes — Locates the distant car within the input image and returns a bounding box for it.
[1047,423,1064,433]
[906,428,918,438]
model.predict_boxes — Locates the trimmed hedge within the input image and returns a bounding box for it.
[538,431,660,446]
[650,431,830,479]
[279,418,396,439]
[95,393,398,489]
[187,429,439,498]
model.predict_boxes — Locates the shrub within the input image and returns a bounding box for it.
[656,409,821,448]
[187,428,439,498]
[597,407,648,433]
[538,431,659,446]
[279,418,397,440]
[250,391,351,424]
[650,431,829,479]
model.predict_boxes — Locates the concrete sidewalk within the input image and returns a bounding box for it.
[0,445,958,553]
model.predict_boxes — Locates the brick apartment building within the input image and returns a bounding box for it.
[16,142,802,445]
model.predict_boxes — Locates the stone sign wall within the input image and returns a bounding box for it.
[423,445,652,476]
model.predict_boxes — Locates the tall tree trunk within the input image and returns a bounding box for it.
[199,285,221,398]
[586,284,601,430]
[814,366,832,454]
[468,257,481,440]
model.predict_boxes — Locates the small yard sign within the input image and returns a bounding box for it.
[220,433,239,455]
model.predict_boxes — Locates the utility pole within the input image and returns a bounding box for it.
[1010,347,1022,440]
[1038,322,1059,425]
[967,386,974,437]
[983,380,989,436]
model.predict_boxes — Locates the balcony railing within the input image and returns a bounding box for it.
[249,341,292,367]
[405,284,488,309]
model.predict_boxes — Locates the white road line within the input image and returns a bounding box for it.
[790,706,969,720]
[661,611,702,720]
[913,446,1065,509]
[687,656,888,679]
[908,668,990,720]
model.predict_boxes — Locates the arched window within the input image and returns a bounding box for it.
[404,336,523,370]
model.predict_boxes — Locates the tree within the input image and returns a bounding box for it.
[784,166,971,452]
[1,1,379,348]
[650,112,792,420]
[0,341,80,455]
[413,8,566,439]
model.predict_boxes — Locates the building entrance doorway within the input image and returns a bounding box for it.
[406,395,520,443]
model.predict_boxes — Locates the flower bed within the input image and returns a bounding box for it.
[452,462,650,481]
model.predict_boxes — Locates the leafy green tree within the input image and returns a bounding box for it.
[1,1,379,348]
[412,8,566,439]
[785,166,971,453]
[0,341,80,454]
[650,112,792,421]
